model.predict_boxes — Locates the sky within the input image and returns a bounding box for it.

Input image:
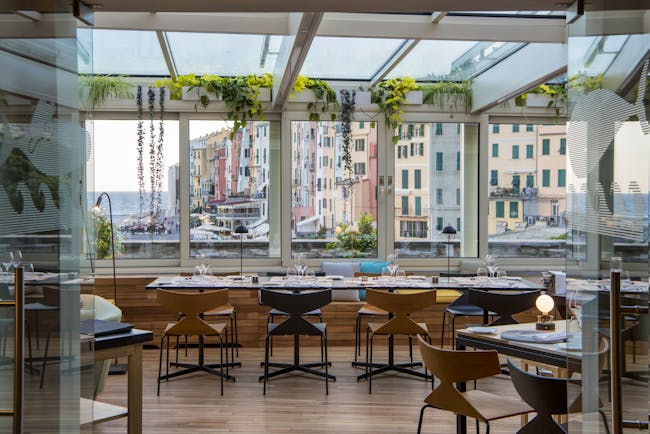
[90,119,229,192]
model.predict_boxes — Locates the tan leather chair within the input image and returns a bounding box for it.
[156,289,231,395]
[416,336,532,434]
[365,288,435,393]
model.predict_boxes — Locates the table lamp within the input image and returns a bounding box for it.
[234,225,248,280]
[441,224,456,282]
[535,293,555,330]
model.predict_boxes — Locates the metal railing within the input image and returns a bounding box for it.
[0,267,23,434]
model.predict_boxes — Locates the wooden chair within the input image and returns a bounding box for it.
[507,356,610,434]
[261,289,332,395]
[416,336,532,434]
[156,289,231,396]
[365,288,436,394]
[352,272,388,364]
[180,271,240,360]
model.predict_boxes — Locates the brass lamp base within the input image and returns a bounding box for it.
[536,314,555,330]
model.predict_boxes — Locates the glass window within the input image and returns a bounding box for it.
[526,124,534,132]
[88,30,169,75]
[542,139,550,155]
[395,122,478,258]
[558,169,566,187]
[456,151,461,170]
[509,201,519,218]
[291,121,377,258]
[490,170,498,186]
[492,143,499,157]
[435,123,443,135]
[189,120,273,259]
[495,201,504,218]
[436,152,443,170]
[559,138,566,155]
[488,123,567,258]
[492,124,500,134]
[512,145,519,159]
[512,124,520,132]
[90,120,179,259]
[402,170,409,189]
[359,121,365,129]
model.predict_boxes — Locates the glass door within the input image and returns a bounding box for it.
[567,9,649,432]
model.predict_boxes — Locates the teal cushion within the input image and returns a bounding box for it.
[358,262,389,301]
[359,261,389,274]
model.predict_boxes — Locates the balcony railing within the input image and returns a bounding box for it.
[490,187,538,199]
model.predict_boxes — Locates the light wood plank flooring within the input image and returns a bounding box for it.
[87,344,647,434]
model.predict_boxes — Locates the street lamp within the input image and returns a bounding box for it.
[441,224,457,282]
[234,225,249,280]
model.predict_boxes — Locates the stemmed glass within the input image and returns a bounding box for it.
[10,250,22,270]
[294,253,307,278]
[485,254,497,278]
[386,253,399,278]
[1,259,12,274]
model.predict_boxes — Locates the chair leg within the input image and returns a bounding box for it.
[39,332,51,389]
[157,335,165,396]
[175,336,179,364]
[451,315,456,349]
[219,334,224,396]
[267,315,274,357]
[263,334,270,395]
[224,328,229,380]
[368,333,375,394]
[324,331,329,395]
[354,314,360,362]
[166,334,170,380]
[598,410,611,434]
[409,336,413,363]
[475,419,479,434]
[485,421,490,434]
[233,311,239,357]
[440,311,447,348]
[320,335,324,364]
[364,326,370,379]
[417,404,432,434]
[185,336,188,357]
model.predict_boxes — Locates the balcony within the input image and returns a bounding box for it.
[490,187,538,199]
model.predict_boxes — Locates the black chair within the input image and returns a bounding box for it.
[467,289,540,326]
[440,290,496,348]
[507,359,610,434]
[261,289,333,395]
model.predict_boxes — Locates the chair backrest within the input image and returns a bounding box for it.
[261,289,331,336]
[507,358,568,415]
[157,289,229,336]
[467,289,539,325]
[417,335,501,421]
[366,289,435,335]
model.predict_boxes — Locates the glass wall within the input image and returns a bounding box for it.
[188,120,274,259]
[394,122,478,258]
[291,121,378,258]
[88,119,180,259]
[487,123,567,258]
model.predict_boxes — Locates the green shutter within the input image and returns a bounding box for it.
[542,139,550,155]
[415,197,421,216]
[509,201,519,218]
[436,152,443,170]
[512,145,519,159]
[496,201,504,218]
[492,124,500,133]
[542,170,550,187]
[512,124,520,132]
[526,175,534,187]
[490,170,498,186]
[401,196,408,214]
[558,169,566,187]
[559,138,566,155]
[414,170,421,189]
[492,143,498,157]
[402,170,408,189]
[526,144,534,158]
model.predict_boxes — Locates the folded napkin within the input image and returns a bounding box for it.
[532,332,571,343]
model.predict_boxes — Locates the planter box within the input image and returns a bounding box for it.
[524,93,552,107]
[334,90,372,106]
[79,85,168,109]
[403,90,423,105]
[182,86,271,102]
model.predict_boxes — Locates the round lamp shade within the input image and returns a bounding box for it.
[234,225,249,234]
[442,224,457,235]
[535,294,555,315]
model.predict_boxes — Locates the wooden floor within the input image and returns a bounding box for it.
[87,344,648,434]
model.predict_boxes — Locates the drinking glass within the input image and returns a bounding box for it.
[621,271,631,285]
[1,261,11,273]
[396,270,406,281]
[610,256,622,271]
[386,253,399,277]
[496,269,507,279]
[485,254,497,277]
[477,267,488,279]
[381,267,391,281]
[286,267,297,280]
[10,251,21,269]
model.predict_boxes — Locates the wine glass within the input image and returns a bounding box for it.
[1,260,12,274]
[485,254,497,277]
[386,253,399,277]
[10,251,21,269]
[496,269,507,279]
[294,252,307,277]
[477,267,488,280]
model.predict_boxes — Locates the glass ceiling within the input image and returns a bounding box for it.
[91,29,168,76]
[387,41,525,81]
[300,37,407,80]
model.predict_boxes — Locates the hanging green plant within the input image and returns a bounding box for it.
[79,74,134,108]
[339,89,356,180]
[292,75,338,121]
[221,73,272,140]
[420,80,473,114]
[370,77,420,144]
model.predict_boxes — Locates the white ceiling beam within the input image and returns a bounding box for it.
[471,42,567,113]
[272,12,323,110]
[369,39,420,85]
[156,30,177,79]
[431,11,447,23]
[93,12,290,35]
[16,10,42,21]
[318,13,566,43]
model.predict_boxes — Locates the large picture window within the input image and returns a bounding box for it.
[291,121,378,258]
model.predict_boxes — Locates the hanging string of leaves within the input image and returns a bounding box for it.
[147,87,156,219]
[339,89,356,180]
[136,86,145,218]
[154,87,165,218]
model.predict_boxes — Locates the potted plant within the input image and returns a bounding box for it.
[291,75,338,121]
[370,77,420,144]
[420,80,473,113]
[79,74,134,108]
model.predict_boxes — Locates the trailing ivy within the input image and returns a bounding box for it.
[155,87,165,218]
[148,87,156,219]
[370,77,419,144]
[136,86,145,218]
[420,80,472,114]
[339,89,356,180]
[292,75,338,121]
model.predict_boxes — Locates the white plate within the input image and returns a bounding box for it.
[466,326,497,334]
